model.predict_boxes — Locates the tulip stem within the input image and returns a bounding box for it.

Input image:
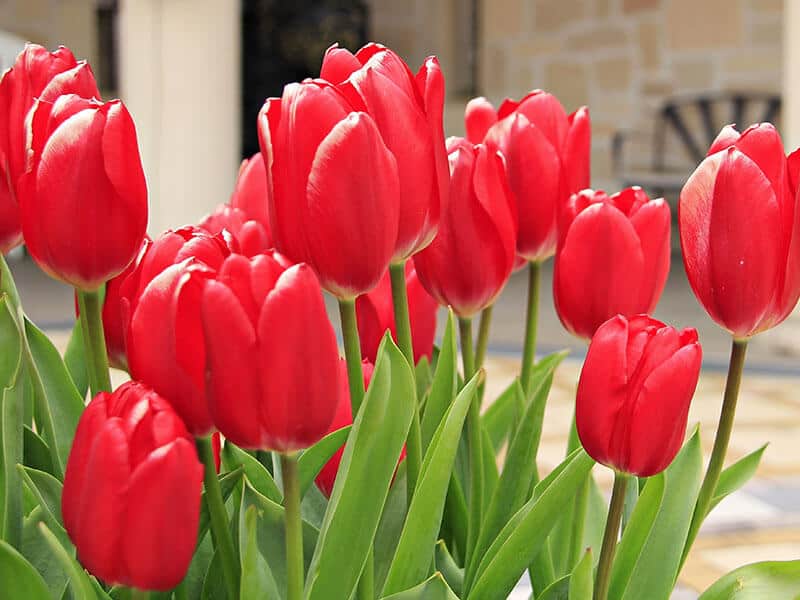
[520,261,541,395]
[338,299,365,414]
[281,453,304,600]
[196,436,239,600]
[594,472,628,600]
[475,304,493,372]
[130,589,149,600]
[76,288,112,395]
[459,317,482,567]
[388,262,423,504]
[682,338,748,565]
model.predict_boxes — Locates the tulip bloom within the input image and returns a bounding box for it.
[62,381,203,590]
[0,44,99,252]
[230,152,270,227]
[198,204,272,257]
[128,260,216,435]
[577,315,702,477]
[356,262,437,365]
[321,43,449,260]
[19,94,147,290]
[554,187,671,340]
[475,91,590,261]
[680,123,800,338]
[414,138,517,318]
[202,253,340,451]
[258,80,400,298]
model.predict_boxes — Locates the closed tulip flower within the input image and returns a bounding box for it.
[554,187,671,340]
[202,253,340,451]
[680,123,800,338]
[577,315,702,476]
[321,43,448,260]
[258,80,400,298]
[198,204,272,257]
[128,260,216,435]
[0,44,99,252]
[62,381,203,590]
[19,94,147,290]
[230,152,270,227]
[414,138,517,318]
[479,91,590,261]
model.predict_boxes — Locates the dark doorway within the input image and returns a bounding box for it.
[241,0,369,158]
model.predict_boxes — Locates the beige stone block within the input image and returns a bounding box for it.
[591,0,615,18]
[722,48,781,74]
[750,19,783,47]
[481,43,511,99]
[637,21,662,69]
[511,35,564,61]
[567,25,631,51]
[622,0,660,13]
[665,0,744,50]
[543,59,589,110]
[641,75,674,96]
[746,0,783,14]
[672,57,715,91]
[533,0,588,32]
[484,0,527,39]
[591,141,614,182]
[594,56,633,90]
[10,0,53,24]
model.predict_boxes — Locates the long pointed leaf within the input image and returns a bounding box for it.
[0,538,50,599]
[380,572,459,600]
[297,425,351,498]
[38,522,97,600]
[710,444,767,513]
[421,311,457,451]
[698,560,800,599]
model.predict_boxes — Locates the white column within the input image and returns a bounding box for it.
[783,0,800,149]
[118,0,241,236]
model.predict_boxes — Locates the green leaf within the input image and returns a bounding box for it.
[38,521,97,600]
[21,506,70,599]
[23,426,54,476]
[306,335,415,600]
[471,353,565,574]
[569,549,593,600]
[466,449,595,600]
[421,311,457,451]
[25,319,85,478]
[608,430,703,600]
[382,371,481,595]
[197,468,244,548]
[202,548,228,600]
[0,345,23,548]
[710,444,767,512]
[63,319,89,400]
[297,425,351,498]
[374,469,408,592]
[539,575,570,600]
[481,377,524,453]
[380,572,460,600]
[0,538,51,599]
[239,505,280,600]
[222,442,281,502]
[435,540,464,597]
[415,355,433,400]
[19,466,65,534]
[698,560,800,599]
[481,426,499,514]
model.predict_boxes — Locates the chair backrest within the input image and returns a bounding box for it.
[652,92,781,171]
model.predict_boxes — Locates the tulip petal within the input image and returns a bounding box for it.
[562,107,591,196]
[122,439,202,590]
[320,44,362,84]
[629,198,671,311]
[464,97,497,144]
[734,123,787,200]
[514,91,569,150]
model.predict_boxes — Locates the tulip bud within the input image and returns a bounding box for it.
[0,45,100,252]
[414,138,517,318]
[19,94,147,290]
[201,253,341,451]
[679,123,800,338]
[554,187,671,340]
[198,204,272,257]
[258,82,400,298]
[320,43,449,260]
[356,262,437,365]
[62,381,203,590]
[481,91,590,261]
[576,315,702,477]
[230,152,270,227]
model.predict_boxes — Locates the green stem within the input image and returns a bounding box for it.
[281,453,304,600]
[594,472,628,600]
[388,262,422,504]
[130,589,149,600]
[475,304,493,371]
[196,436,239,600]
[459,317,482,567]
[338,299,365,414]
[682,338,748,564]
[520,261,541,395]
[76,288,112,395]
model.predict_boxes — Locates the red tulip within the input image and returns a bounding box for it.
[258,80,400,298]
[316,359,374,497]
[198,204,272,257]
[464,97,498,144]
[62,381,202,590]
[679,123,800,338]
[356,262,438,365]
[19,94,147,290]
[0,44,99,252]
[201,253,340,451]
[480,91,590,261]
[414,138,517,318]
[128,260,216,435]
[554,187,671,340]
[321,43,449,260]
[576,315,702,477]
[230,152,270,227]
